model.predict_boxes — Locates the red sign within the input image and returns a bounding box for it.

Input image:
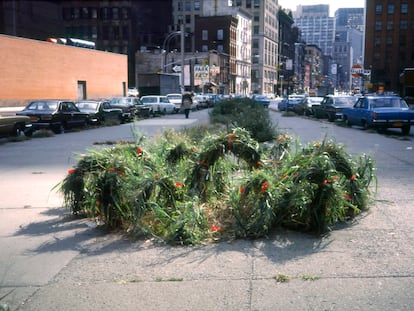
[351,64,363,77]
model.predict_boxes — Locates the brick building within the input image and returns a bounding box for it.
[0,34,127,107]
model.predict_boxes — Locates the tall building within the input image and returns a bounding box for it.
[333,8,364,92]
[171,0,279,94]
[293,5,335,57]
[62,1,172,87]
[365,1,414,92]
[0,0,64,40]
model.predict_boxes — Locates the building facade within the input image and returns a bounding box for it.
[365,0,414,92]
[293,5,335,57]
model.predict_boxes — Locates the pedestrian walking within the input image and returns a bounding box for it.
[181,92,193,119]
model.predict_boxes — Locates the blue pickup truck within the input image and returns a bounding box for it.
[342,94,414,135]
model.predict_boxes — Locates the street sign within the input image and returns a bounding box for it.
[172,65,181,73]
[351,64,362,77]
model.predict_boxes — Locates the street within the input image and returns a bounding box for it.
[1,104,413,310]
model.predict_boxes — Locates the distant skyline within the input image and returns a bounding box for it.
[278,0,365,17]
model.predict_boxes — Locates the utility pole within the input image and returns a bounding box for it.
[180,24,185,93]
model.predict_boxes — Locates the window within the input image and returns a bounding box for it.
[202,45,208,52]
[81,7,89,19]
[217,45,224,52]
[217,29,223,40]
[121,8,129,19]
[387,21,393,30]
[375,21,382,31]
[386,36,392,45]
[185,15,191,23]
[194,1,200,10]
[387,4,394,14]
[185,1,191,11]
[246,0,252,8]
[91,8,98,19]
[112,7,119,20]
[375,4,382,14]
[254,0,260,8]
[253,25,259,34]
[400,20,408,30]
[374,37,381,47]
[202,30,208,40]
[101,7,110,19]
[177,1,182,11]
[401,3,408,14]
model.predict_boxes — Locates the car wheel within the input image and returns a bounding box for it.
[402,125,411,136]
[53,123,65,134]
[344,117,352,127]
[361,120,369,131]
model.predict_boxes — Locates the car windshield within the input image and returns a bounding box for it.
[369,97,409,109]
[335,97,355,106]
[167,95,181,100]
[26,101,58,110]
[110,98,132,106]
[77,102,98,110]
[160,97,170,103]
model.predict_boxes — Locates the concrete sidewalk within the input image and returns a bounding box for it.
[1,106,413,311]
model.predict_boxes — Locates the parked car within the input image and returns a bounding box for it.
[0,115,32,137]
[109,97,152,121]
[166,93,182,113]
[278,94,306,112]
[76,100,123,125]
[16,100,88,134]
[127,87,139,97]
[140,95,176,115]
[252,94,270,108]
[313,95,356,121]
[293,96,324,115]
[194,95,209,109]
[205,93,221,107]
[342,94,414,135]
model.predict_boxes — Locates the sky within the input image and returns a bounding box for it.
[278,0,365,17]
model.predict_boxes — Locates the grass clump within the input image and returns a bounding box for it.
[57,120,376,245]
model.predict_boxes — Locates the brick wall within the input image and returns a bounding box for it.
[0,35,127,107]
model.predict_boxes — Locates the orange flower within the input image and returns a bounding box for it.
[261,181,269,193]
[154,173,159,180]
[322,180,328,186]
[175,182,183,188]
[343,193,351,201]
[68,168,77,174]
[350,175,356,181]
[211,225,222,232]
[136,147,143,154]
[107,167,116,172]
[240,187,245,194]
[256,161,263,167]
[332,175,339,181]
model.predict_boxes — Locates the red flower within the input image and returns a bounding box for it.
[136,147,143,155]
[211,225,222,232]
[175,182,183,188]
[322,180,328,186]
[68,168,77,174]
[350,175,356,181]
[107,167,116,172]
[261,181,269,193]
[240,187,245,194]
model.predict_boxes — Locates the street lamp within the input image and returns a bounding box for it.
[162,25,185,92]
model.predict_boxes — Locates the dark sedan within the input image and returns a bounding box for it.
[16,100,89,134]
[313,95,356,121]
[76,100,123,125]
[109,97,152,120]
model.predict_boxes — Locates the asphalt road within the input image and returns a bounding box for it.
[1,104,413,310]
